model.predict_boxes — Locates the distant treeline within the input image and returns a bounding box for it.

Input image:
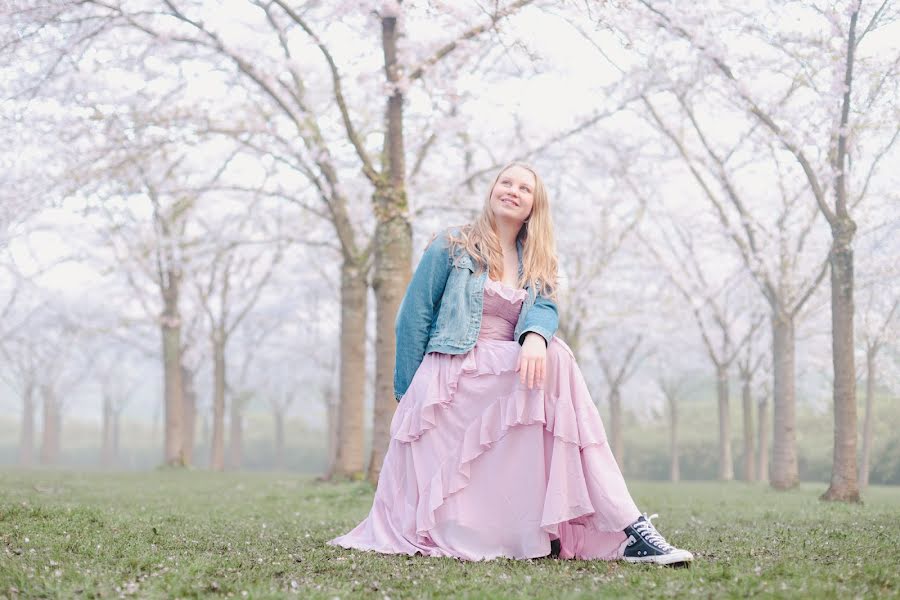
[2,393,897,485]
[4,438,899,485]
[620,440,900,486]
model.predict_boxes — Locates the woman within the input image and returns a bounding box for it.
[329,163,693,565]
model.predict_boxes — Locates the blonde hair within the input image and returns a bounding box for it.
[447,162,558,300]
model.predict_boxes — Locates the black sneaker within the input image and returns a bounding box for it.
[621,513,693,566]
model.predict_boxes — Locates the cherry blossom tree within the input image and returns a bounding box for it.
[639,94,833,489]
[0,330,41,466]
[596,333,646,468]
[96,350,141,468]
[193,200,286,471]
[632,0,900,501]
[640,209,765,481]
[736,326,768,482]
[756,372,773,483]
[656,371,691,483]
[855,222,900,488]
[32,313,96,465]
[76,126,240,466]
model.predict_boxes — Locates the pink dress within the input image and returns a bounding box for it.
[329,278,640,560]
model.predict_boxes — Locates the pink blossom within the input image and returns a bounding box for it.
[381,0,401,19]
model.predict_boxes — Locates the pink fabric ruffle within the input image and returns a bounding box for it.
[482,277,528,303]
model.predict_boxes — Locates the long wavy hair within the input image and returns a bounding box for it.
[447,162,558,300]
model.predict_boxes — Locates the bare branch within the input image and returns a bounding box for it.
[270,0,379,184]
[407,0,536,82]
[637,0,836,224]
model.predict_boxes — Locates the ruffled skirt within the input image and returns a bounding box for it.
[328,337,640,561]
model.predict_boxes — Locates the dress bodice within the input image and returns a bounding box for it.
[479,278,527,342]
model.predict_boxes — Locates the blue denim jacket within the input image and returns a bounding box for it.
[393,228,559,401]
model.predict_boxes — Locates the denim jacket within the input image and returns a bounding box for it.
[393,228,559,401]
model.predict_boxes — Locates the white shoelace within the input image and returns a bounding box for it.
[633,513,675,552]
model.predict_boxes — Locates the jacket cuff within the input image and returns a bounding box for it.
[518,327,553,347]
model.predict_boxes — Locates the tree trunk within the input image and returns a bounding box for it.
[274,409,285,470]
[101,394,114,467]
[201,409,210,453]
[716,365,733,481]
[112,408,121,465]
[742,376,756,482]
[39,385,60,465]
[368,203,410,485]
[757,394,769,483]
[18,382,35,467]
[558,312,583,360]
[330,262,367,479]
[668,391,679,482]
[367,12,411,485]
[181,364,196,466]
[609,387,624,469]
[151,404,160,448]
[210,332,226,471]
[822,222,860,502]
[859,345,876,489]
[327,387,339,473]
[52,404,62,464]
[161,301,185,466]
[770,311,798,489]
[228,395,243,470]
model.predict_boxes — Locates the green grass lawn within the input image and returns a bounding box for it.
[1,471,897,599]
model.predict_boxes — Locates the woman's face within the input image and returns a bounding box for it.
[489,165,536,226]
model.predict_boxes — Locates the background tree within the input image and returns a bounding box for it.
[595,333,646,468]
[642,214,764,481]
[193,200,285,471]
[657,371,690,483]
[736,327,768,482]
[856,220,900,489]
[0,332,41,467]
[634,0,900,501]
[93,344,143,468]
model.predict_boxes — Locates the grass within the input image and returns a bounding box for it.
[1,470,898,599]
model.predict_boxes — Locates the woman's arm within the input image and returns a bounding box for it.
[515,292,558,390]
[517,292,559,347]
[393,231,452,401]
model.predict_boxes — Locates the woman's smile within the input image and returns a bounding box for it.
[490,165,535,223]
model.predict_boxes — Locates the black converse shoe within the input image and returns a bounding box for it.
[621,513,693,566]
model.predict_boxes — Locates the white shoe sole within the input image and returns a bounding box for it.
[623,549,694,566]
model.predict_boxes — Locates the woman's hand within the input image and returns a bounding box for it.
[517,332,547,390]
